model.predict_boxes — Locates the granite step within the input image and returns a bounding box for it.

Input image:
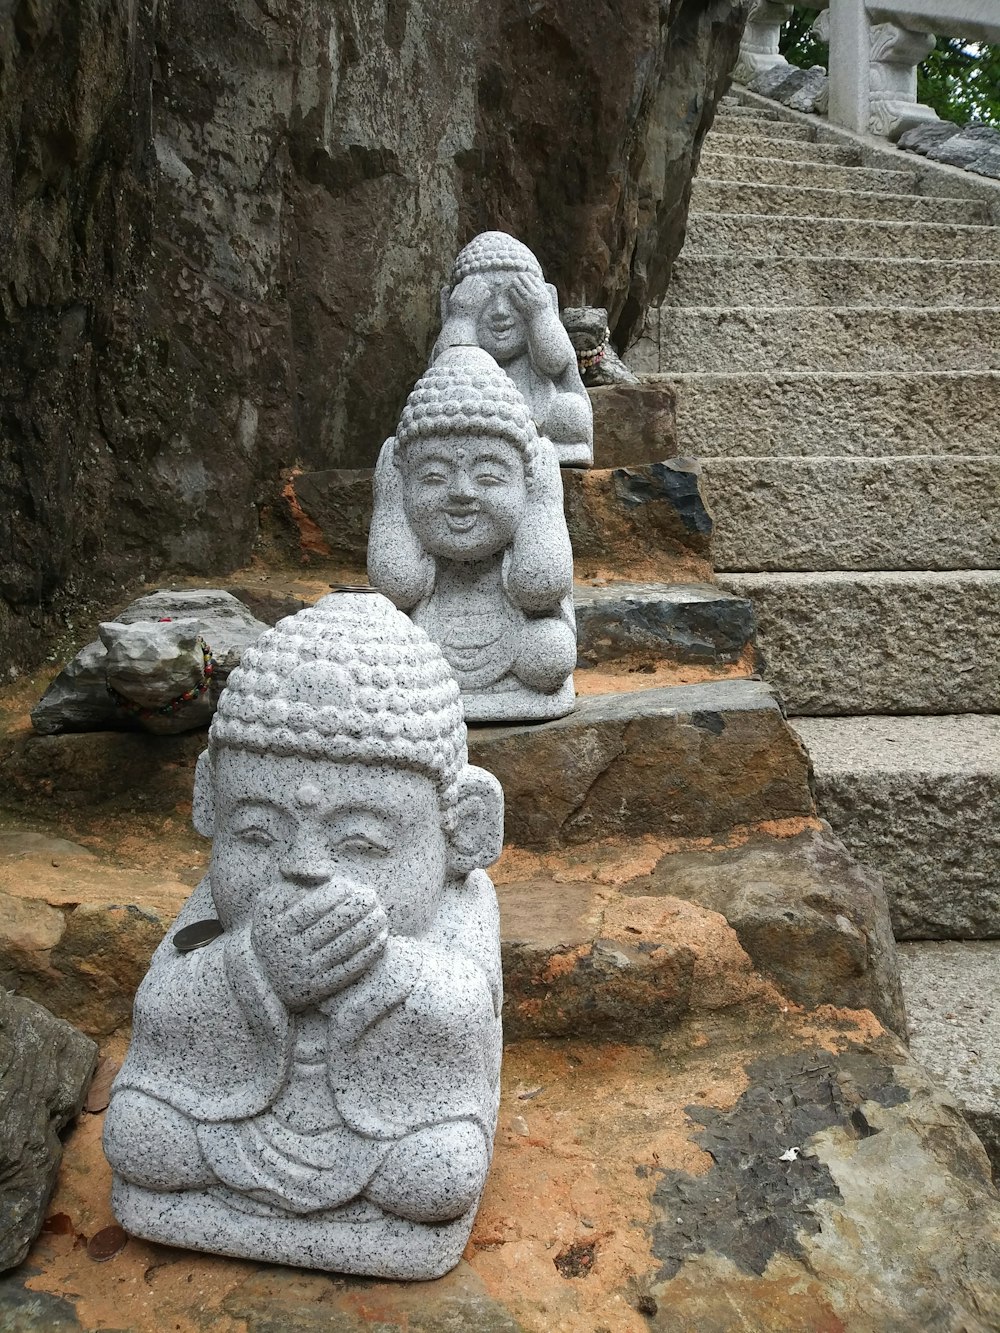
[719,571,1000,715]
[691,179,989,225]
[573,580,754,669]
[900,940,1000,1176]
[714,102,783,121]
[659,371,1000,458]
[0,680,814,853]
[793,715,1000,941]
[700,456,1000,572]
[698,150,919,193]
[664,256,1000,308]
[699,134,862,165]
[682,212,1000,260]
[708,116,815,142]
[652,306,1000,374]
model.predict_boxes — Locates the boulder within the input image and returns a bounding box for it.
[0,990,97,1272]
[748,64,828,114]
[927,123,1000,170]
[896,120,962,155]
[30,590,268,736]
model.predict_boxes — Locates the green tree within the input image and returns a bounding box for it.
[778,7,1000,128]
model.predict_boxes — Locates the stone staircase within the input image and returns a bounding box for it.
[635,87,1000,1167]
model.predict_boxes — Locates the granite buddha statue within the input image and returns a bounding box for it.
[367,346,576,723]
[433,231,593,468]
[103,592,504,1280]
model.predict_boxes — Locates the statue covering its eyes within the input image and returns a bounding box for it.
[367,345,577,723]
[434,231,593,469]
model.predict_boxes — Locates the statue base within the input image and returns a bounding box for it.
[111,1177,476,1280]
[462,676,575,724]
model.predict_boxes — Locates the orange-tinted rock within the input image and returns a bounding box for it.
[8,1013,1000,1331]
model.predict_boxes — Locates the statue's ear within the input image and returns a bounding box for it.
[546,282,559,315]
[440,284,450,325]
[192,749,215,838]
[447,766,504,875]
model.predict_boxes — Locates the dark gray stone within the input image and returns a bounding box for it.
[897,121,962,155]
[927,123,1000,170]
[575,581,753,668]
[0,990,97,1273]
[748,65,828,114]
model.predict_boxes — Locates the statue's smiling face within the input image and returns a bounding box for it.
[209,751,448,937]
[403,436,528,562]
[476,276,528,363]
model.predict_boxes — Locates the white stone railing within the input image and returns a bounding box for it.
[736,0,1000,139]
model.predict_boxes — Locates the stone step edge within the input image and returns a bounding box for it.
[688,209,1000,236]
[700,149,914,176]
[1,679,816,852]
[791,715,1000,775]
[694,178,979,209]
[656,303,1000,314]
[644,370,1000,382]
[719,570,1000,587]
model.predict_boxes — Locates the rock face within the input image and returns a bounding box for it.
[0,0,745,676]
[0,990,97,1272]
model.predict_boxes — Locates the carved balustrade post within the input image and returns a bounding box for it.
[866,14,940,138]
[734,0,795,84]
[827,0,941,138]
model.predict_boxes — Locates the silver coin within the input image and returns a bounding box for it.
[173,919,224,953]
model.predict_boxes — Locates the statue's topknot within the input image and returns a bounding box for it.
[450,231,543,287]
[210,592,467,798]
[395,347,538,474]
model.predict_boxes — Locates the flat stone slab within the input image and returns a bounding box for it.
[692,178,987,225]
[793,715,1000,939]
[901,940,1000,1179]
[709,115,814,142]
[9,1009,1000,1331]
[679,213,1000,262]
[719,570,1000,715]
[666,255,1000,309]
[469,679,813,850]
[574,581,753,668]
[698,149,918,193]
[702,455,1000,572]
[3,680,807,846]
[656,305,1000,374]
[664,370,1000,457]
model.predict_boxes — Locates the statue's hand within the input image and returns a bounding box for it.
[507,271,552,325]
[446,274,490,319]
[251,881,389,1010]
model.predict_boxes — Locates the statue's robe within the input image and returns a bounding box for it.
[109,870,502,1216]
